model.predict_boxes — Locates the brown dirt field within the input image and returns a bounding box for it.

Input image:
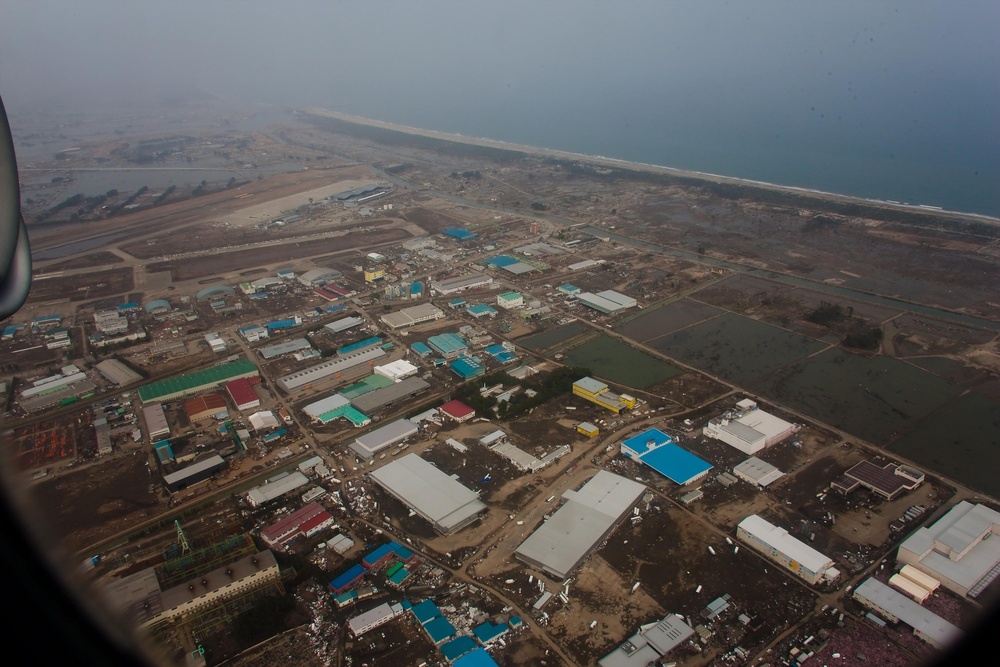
[26,267,134,303]
[147,227,411,281]
[28,451,162,554]
[401,206,475,235]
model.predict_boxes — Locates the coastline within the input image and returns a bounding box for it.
[301,107,999,225]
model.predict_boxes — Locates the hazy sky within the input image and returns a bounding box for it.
[3,1,998,213]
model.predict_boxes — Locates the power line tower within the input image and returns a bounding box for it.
[175,519,191,554]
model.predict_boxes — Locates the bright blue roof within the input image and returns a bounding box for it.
[330,563,366,591]
[441,636,477,661]
[443,227,477,240]
[388,567,411,584]
[495,352,517,364]
[467,304,497,315]
[411,599,440,624]
[412,341,433,355]
[449,297,467,306]
[425,616,457,643]
[391,542,414,560]
[450,355,484,379]
[484,344,507,356]
[508,615,522,627]
[486,255,519,267]
[411,281,423,294]
[363,542,394,566]
[622,428,673,453]
[472,621,507,643]
[638,441,713,485]
[454,648,500,667]
[339,336,382,355]
[558,283,580,292]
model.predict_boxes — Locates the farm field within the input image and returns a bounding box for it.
[613,298,723,342]
[516,322,587,351]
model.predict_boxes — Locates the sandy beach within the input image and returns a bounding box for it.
[302,106,999,225]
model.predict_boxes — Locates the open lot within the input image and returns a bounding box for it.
[27,267,134,304]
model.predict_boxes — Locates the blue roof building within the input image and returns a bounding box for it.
[466,304,497,318]
[425,616,457,645]
[118,302,140,312]
[622,429,712,485]
[267,318,299,331]
[486,255,519,267]
[388,567,411,586]
[412,341,433,357]
[508,615,523,628]
[338,336,382,355]
[443,227,477,241]
[472,621,508,644]
[450,355,485,380]
[329,563,367,593]
[428,333,468,359]
[558,284,581,295]
[441,636,477,662]
[391,542,414,561]
[454,648,500,667]
[411,599,441,625]
[363,542,396,569]
[448,297,467,309]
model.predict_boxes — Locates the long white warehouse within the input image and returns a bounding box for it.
[737,515,840,586]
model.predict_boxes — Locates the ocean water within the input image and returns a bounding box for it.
[303,3,1000,218]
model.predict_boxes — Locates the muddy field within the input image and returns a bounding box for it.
[9,410,92,469]
[147,227,412,282]
[28,450,161,554]
[614,298,724,342]
[26,267,134,304]
[43,251,125,270]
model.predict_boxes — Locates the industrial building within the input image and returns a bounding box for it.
[183,393,228,422]
[260,502,335,548]
[832,460,924,500]
[349,376,430,414]
[576,290,637,314]
[325,316,365,334]
[225,377,261,411]
[620,428,713,486]
[277,347,386,393]
[428,332,469,359]
[572,376,636,413]
[852,578,962,649]
[240,325,269,342]
[369,454,486,535]
[702,399,796,454]
[298,267,343,286]
[598,613,695,667]
[515,470,646,579]
[351,419,419,459]
[138,359,259,404]
[143,403,170,440]
[737,515,841,586]
[450,355,485,380]
[105,549,281,634]
[373,359,418,382]
[258,338,313,360]
[348,602,403,637]
[380,303,445,329]
[246,471,310,507]
[466,304,498,318]
[163,455,227,493]
[94,358,142,386]
[431,272,494,296]
[732,456,785,487]
[896,501,1000,598]
[496,291,524,309]
[439,399,475,423]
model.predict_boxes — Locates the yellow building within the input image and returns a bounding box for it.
[577,422,599,437]
[573,377,628,413]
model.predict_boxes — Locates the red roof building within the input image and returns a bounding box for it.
[226,377,260,411]
[261,502,329,547]
[183,393,228,422]
[439,399,475,423]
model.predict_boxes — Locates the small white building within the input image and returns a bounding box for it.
[703,401,796,455]
[737,515,840,586]
[496,291,524,309]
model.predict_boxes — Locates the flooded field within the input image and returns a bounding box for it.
[613,298,723,342]
[516,322,587,351]
[889,392,1000,497]
[651,313,827,386]
[758,349,963,446]
[562,335,682,389]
